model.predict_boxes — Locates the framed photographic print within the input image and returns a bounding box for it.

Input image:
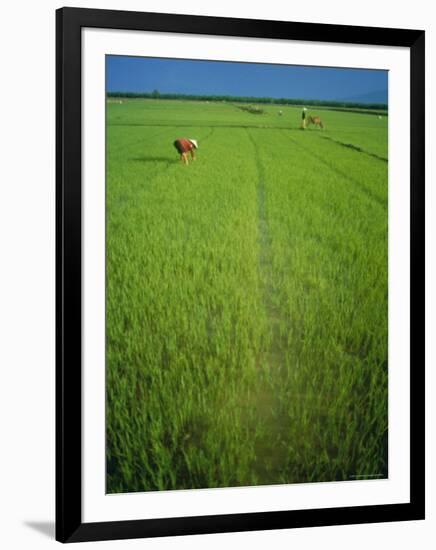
[56,7,425,543]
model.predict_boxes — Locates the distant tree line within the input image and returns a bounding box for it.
[107,91,388,112]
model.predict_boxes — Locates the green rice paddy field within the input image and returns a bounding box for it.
[106,99,388,493]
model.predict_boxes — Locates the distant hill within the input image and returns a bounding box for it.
[340,90,388,104]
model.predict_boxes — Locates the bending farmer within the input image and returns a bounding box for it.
[173,138,198,164]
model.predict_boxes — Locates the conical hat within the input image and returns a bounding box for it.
[189,139,198,149]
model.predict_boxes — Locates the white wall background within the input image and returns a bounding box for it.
[0,1,433,548]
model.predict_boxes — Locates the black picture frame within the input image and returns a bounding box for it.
[56,7,425,543]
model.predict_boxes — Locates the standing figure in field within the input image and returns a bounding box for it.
[173,138,198,165]
[307,115,324,129]
[301,107,308,129]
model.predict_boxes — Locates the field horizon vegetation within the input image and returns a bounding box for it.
[107,91,388,114]
[106,96,388,493]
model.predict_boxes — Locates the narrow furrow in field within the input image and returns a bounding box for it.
[246,128,289,482]
[318,135,388,163]
[246,130,272,301]
[109,122,297,130]
[289,136,386,208]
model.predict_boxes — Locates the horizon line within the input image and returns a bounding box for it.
[106,91,388,107]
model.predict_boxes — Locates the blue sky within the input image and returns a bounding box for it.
[107,56,388,103]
